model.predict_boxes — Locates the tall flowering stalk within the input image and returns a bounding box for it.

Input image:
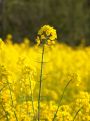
[36,25,57,121]
[52,79,72,121]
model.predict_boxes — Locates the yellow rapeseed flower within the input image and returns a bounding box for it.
[36,25,57,46]
[6,34,12,40]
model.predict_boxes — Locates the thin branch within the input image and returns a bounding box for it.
[52,79,72,121]
[73,106,83,121]
[6,80,18,121]
[38,45,44,121]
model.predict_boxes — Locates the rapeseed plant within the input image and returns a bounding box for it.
[36,25,57,121]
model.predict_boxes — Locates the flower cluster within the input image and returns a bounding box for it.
[36,25,57,46]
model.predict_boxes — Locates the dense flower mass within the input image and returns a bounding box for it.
[36,25,57,46]
[0,34,90,120]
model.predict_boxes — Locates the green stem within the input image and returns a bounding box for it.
[73,106,83,121]
[1,102,9,121]
[52,79,72,121]
[29,79,35,119]
[38,46,44,121]
[7,80,18,121]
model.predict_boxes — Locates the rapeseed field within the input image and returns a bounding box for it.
[0,25,90,121]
